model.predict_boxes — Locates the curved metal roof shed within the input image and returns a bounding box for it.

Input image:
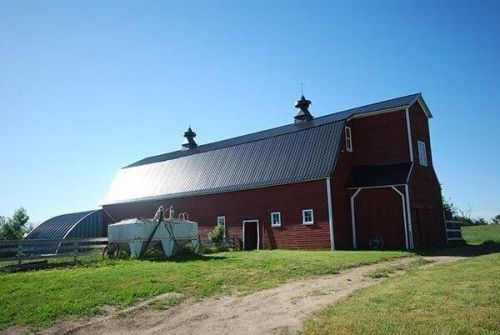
[25,210,103,254]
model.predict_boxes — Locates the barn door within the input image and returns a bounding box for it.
[243,220,259,250]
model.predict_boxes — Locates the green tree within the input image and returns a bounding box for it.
[492,215,500,225]
[0,207,32,240]
[442,197,457,219]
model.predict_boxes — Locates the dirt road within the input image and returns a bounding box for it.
[38,253,467,335]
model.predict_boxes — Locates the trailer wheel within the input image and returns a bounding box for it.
[369,236,384,250]
[103,242,120,259]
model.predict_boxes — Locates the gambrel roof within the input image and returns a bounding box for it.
[102,93,424,205]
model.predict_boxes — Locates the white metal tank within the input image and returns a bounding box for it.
[107,206,199,258]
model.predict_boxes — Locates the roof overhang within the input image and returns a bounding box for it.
[347,93,432,121]
[346,162,412,189]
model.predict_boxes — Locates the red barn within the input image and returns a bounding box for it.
[101,93,446,250]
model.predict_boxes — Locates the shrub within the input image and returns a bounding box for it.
[208,225,226,251]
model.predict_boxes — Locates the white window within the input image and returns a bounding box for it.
[345,126,353,152]
[217,216,225,227]
[302,209,314,225]
[271,212,281,227]
[417,141,428,167]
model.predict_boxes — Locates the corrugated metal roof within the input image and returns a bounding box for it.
[102,121,344,205]
[24,210,103,254]
[26,210,102,240]
[102,93,421,205]
[127,93,421,168]
[346,163,412,188]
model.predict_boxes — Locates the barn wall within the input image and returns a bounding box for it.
[102,179,332,249]
[352,186,407,249]
[408,102,447,247]
[332,109,410,249]
[349,109,411,164]
[331,132,354,249]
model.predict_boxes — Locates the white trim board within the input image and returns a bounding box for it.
[391,186,409,250]
[350,189,362,249]
[326,178,335,250]
[404,185,414,249]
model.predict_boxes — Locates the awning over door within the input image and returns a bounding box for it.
[346,162,412,189]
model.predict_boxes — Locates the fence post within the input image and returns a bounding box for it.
[17,242,22,267]
[73,241,78,264]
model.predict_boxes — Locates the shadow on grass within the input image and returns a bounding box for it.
[415,241,500,258]
[0,252,229,273]
[142,253,228,263]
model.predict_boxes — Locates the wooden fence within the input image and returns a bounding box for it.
[0,237,108,267]
[445,220,463,242]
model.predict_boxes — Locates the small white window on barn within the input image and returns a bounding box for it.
[417,141,428,167]
[271,212,281,228]
[345,126,353,152]
[217,216,226,227]
[302,209,314,225]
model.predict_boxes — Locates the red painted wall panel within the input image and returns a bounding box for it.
[408,102,447,247]
[332,109,410,249]
[102,179,332,249]
[353,187,406,249]
[349,110,410,164]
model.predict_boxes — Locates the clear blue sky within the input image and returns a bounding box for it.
[1,0,499,225]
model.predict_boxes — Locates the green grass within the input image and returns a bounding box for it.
[462,225,500,245]
[364,258,431,279]
[303,253,500,335]
[148,294,183,311]
[0,249,408,330]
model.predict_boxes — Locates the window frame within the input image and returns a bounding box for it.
[345,126,353,152]
[417,140,428,167]
[270,212,282,228]
[217,216,226,227]
[302,209,314,225]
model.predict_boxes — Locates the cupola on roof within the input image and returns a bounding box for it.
[294,94,313,124]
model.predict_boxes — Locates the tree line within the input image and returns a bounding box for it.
[443,198,500,226]
[0,208,32,240]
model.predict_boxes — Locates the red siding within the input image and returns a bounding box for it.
[332,105,445,250]
[332,109,410,249]
[102,179,332,249]
[353,186,406,249]
[349,110,410,164]
[408,102,447,247]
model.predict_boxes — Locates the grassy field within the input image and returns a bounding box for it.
[302,253,500,335]
[0,249,408,330]
[462,224,500,245]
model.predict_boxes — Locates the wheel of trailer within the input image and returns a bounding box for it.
[103,242,120,259]
[369,236,384,250]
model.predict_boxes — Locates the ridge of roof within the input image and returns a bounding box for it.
[125,93,421,169]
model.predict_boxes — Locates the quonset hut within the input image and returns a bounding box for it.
[101,93,446,250]
[25,210,103,254]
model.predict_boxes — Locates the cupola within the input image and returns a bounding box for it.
[294,94,313,124]
[182,126,198,150]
